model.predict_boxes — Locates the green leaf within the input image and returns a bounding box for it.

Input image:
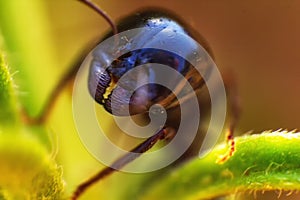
[0,49,64,199]
[0,133,64,200]
[141,130,300,200]
[0,53,18,126]
[0,0,57,116]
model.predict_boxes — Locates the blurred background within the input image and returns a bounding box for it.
[0,0,300,199]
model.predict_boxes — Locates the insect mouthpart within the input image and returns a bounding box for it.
[88,59,112,105]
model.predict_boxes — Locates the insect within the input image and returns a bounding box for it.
[22,0,240,199]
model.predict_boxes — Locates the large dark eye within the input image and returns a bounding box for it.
[87,9,213,116]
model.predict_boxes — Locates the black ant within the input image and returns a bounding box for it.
[22,0,240,199]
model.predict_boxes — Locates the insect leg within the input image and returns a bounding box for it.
[21,43,96,125]
[71,127,176,200]
[217,71,241,163]
[22,0,117,125]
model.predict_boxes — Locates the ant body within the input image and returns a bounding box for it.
[22,0,240,199]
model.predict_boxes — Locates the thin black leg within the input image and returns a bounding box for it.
[71,127,174,200]
[21,42,96,125]
[217,71,241,163]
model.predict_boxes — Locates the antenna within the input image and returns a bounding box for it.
[78,0,118,35]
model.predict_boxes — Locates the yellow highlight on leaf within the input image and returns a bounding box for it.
[0,133,64,199]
